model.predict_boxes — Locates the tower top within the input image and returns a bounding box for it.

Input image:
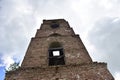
[43,19,66,23]
[40,19,70,30]
[22,19,92,67]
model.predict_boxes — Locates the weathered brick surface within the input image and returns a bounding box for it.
[21,19,92,67]
[35,27,75,37]
[22,35,92,67]
[5,63,114,80]
[5,19,114,80]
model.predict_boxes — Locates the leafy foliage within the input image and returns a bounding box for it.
[6,62,19,72]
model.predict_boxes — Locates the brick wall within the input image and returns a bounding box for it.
[5,19,114,80]
[5,63,114,80]
[21,35,92,67]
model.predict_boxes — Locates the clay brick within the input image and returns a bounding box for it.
[5,19,114,80]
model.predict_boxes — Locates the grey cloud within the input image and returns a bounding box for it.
[88,17,120,74]
[27,0,75,18]
[0,0,38,63]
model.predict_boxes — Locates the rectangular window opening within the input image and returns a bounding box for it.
[48,48,65,66]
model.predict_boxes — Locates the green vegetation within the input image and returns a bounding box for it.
[6,62,19,73]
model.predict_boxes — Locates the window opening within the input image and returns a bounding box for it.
[48,42,65,66]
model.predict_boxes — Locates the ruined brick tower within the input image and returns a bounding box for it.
[5,19,114,80]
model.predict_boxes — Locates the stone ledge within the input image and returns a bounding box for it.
[6,62,107,75]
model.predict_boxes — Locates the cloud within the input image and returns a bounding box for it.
[0,0,38,68]
[87,17,120,77]
[114,72,120,80]
[0,55,14,69]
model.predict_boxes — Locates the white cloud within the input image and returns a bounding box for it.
[0,55,14,69]
[114,72,120,80]
[0,0,38,68]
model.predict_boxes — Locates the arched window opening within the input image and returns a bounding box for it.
[49,42,61,48]
[48,42,65,66]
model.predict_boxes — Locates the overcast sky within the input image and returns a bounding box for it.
[0,0,120,80]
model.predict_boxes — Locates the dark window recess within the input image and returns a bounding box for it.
[49,33,61,37]
[51,23,59,28]
[49,42,61,48]
[48,48,65,66]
